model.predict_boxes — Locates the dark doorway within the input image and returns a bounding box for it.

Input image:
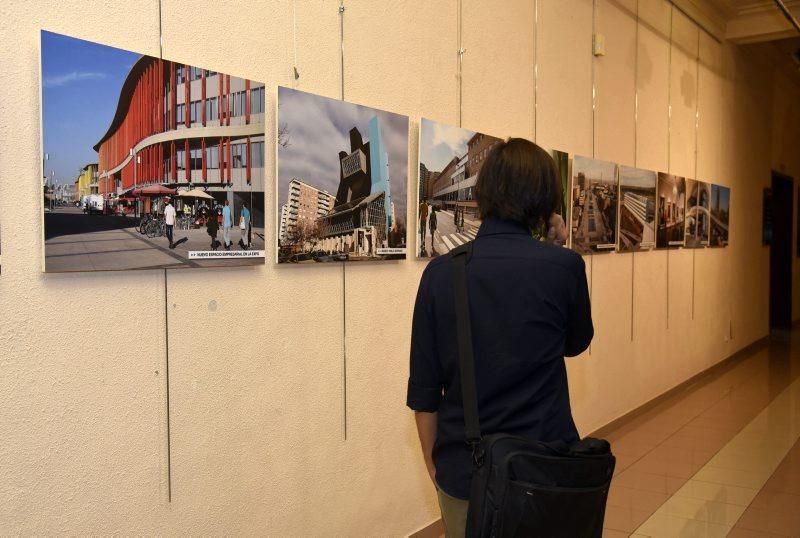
[769,171,794,332]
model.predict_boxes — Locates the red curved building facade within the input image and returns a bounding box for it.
[94,56,265,223]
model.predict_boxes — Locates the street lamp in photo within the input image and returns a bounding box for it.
[42,153,49,187]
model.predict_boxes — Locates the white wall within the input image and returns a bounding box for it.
[0,0,798,535]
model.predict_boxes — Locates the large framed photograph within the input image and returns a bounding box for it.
[656,173,686,249]
[618,166,657,252]
[41,31,266,272]
[684,179,711,248]
[416,118,502,257]
[276,87,409,263]
[570,156,618,254]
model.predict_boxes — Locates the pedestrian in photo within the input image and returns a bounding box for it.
[428,204,438,255]
[419,200,429,256]
[207,208,220,250]
[164,197,176,248]
[183,201,191,229]
[239,202,251,249]
[408,139,593,537]
[222,199,232,250]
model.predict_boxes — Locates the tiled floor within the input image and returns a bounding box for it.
[602,330,800,537]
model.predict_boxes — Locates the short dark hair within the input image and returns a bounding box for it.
[475,138,560,232]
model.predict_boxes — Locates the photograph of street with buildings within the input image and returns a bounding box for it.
[277,87,408,263]
[618,166,657,252]
[710,184,731,247]
[656,173,686,249]
[417,118,502,257]
[41,31,266,273]
[570,156,618,254]
[685,179,711,248]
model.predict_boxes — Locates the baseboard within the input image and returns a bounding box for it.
[589,335,769,439]
[408,517,444,538]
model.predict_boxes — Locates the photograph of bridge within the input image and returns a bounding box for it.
[618,166,656,252]
[656,172,686,249]
[685,179,711,248]
[570,156,618,254]
[710,184,731,247]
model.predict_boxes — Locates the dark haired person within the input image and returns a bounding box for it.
[407,138,593,537]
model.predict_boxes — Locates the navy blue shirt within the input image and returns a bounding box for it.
[407,218,594,499]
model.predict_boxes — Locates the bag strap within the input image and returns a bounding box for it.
[450,242,482,448]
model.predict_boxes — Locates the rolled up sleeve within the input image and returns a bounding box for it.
[407,268,442,412]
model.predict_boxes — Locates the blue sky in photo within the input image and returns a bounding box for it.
[41,30,141,186]
[712,184,731,212]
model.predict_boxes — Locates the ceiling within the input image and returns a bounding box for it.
[677,0,800,78]
[701,0,800,42]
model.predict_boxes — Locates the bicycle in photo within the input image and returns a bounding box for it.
[138,214,153,234]
[145,216,166,238]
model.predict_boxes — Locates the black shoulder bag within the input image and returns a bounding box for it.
[450,242,616,538]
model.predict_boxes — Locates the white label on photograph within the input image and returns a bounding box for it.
[188,250,266,259]
[640,241,655,248]
[376,248,406,255]
[597,244,616,250]
[668,241,684,246]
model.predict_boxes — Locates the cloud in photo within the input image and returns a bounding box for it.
[44,71,107,88]
[619,166,657,190]
[278,87,409,223]
[419,118,477,173]
[574,155,617,185]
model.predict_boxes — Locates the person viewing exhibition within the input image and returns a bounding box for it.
[407,138,594,536]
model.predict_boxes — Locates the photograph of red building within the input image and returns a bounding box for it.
[41,30,265,272]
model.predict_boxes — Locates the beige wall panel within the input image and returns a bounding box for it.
[726,46,771,349]
[697,33,722,183]
[668,9,698,179]
[158,1,351,535]
[0,1,167,534]
[571,253,636,431]
[594,0,636,165]
[631,250,673,399]
[695,34,727,358]
[337,1,459,535]
[462,0,534,139]
[635,0,670,171]
[666,248,695,373]
[535,0,593,155]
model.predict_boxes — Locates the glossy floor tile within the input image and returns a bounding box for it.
[600,330,800,537]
